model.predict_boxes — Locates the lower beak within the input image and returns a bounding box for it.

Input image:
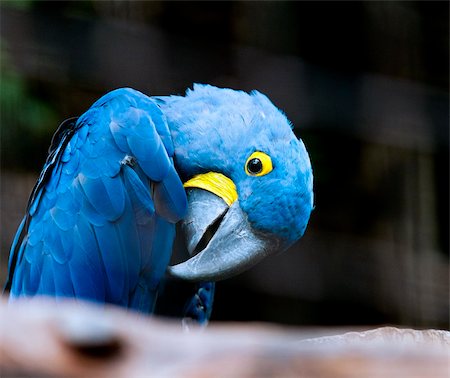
[167,188,281,282]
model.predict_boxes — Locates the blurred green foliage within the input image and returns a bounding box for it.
[1,42,58,170]
[2,0,34,11]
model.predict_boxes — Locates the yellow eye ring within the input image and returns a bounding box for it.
[245,151,273,177]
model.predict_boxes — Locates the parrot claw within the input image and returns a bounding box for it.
[181,282,215,329]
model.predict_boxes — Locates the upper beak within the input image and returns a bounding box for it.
[167,172,281,282]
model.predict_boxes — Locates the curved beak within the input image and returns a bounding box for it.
[167,173,281,282]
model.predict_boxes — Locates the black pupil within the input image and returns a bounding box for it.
[248,158,263,174]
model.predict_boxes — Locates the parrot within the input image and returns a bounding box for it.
[4,84,313,323]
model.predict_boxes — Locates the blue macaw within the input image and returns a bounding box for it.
[4,85,313,322]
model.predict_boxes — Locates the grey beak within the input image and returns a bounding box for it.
[167,189,281,282]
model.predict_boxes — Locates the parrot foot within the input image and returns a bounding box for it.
[182,282,215,330]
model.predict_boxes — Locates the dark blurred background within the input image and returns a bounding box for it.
[1,1,448,329]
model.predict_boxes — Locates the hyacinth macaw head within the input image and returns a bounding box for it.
[158,84,314,281]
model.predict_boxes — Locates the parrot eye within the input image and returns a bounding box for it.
[247,158,263,174]
[245,152,273,177]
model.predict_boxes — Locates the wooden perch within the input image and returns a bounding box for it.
[0,298,448,377]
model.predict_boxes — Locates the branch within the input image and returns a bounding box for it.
[0,298,448,377]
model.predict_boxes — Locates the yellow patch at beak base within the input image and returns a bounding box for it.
[183,172,238,206]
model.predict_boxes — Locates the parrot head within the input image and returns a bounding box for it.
[158,84,313,281]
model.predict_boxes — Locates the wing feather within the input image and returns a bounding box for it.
[147,217,176,290]
[121,164,155,223]
[37,254,56,294]
[53,261,75,298]
[78,174,125,222]
[116,190,142,291]
[68,215,106,301]
[153,167,188,223]
[93,221,127,304]
[27,244,43,294]
[6,88,187,313]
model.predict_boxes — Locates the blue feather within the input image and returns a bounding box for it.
[45,162,63,193]
[37,254,56,295]
[121,165,155,224]
[78,174,125,222]
[129,277,158,313]
[79,196,108,227]
[61,141,71,162]
[29,190,43,216]
[26,245,43,294]
[62,148,80,176]
[147,217,175,290]
[10,241,29,296]
[93,221,127,304]
[16,270,28,297]
[69,215,106,301]
[126,125,170,181]
[68,254,105,302]
[137,219,155,271]
[58,226,75,259]
[54,187,80,213]
[49,206,76,232]
[115,194,141,293]
[27,219,43,247]
[43,225,66,264]
[144,100,174,157]
[53,262,75,298]
[109,119,130,152]
[76,125,89,148]
[153,167,187,223]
